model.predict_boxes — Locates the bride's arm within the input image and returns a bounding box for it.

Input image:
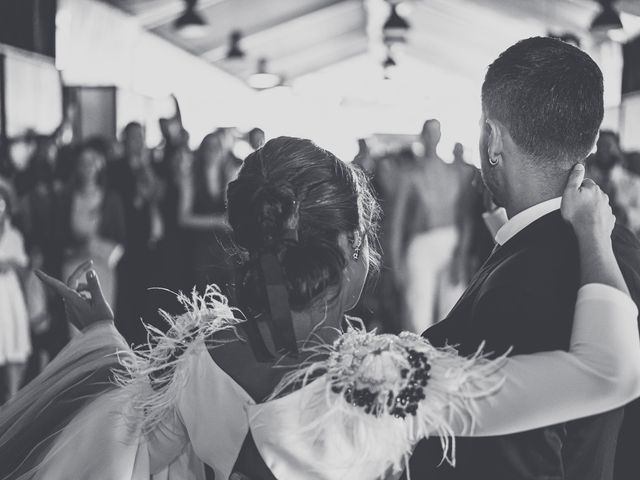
[459,283,638,436]
[454,164,640,437]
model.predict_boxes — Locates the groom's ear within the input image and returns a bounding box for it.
[485,118,504,158]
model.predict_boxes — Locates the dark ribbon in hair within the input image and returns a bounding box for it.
[243,198,301,361]
[259,249,299,357]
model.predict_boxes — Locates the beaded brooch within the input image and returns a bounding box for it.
[327,332,433,418]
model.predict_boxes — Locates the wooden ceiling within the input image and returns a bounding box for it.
[105,0,368,80]
[104,0,640,83]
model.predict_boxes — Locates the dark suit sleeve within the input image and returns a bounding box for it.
[612,226,640,307]
[611,225,640,480]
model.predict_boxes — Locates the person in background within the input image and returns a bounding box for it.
[153,144,193,314]
[367,148,416,333]
[449,143,494,292]
[353,138,375,174]
[109,122,163,345]
[178,130,235,295]
[626,151,640,176]
[391,119,462,332]
[248,127,265,151]
[15,136,64,377]
[58,139,125,333]
[0,178,30,401]
[586,130,640,236]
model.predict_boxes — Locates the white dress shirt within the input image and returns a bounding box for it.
[495,197,562,246]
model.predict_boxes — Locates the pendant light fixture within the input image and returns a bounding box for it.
[174,0,208,39]
[248,58,282,90]
[590,0,623,33]
[382,1,410,46]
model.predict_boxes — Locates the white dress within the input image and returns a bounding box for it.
[0,222,30,365]
[0,284,639,480]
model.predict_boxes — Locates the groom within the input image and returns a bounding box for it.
[409,37,640,480]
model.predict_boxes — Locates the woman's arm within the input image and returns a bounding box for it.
[456,283,639,436]
[177,173,228,230]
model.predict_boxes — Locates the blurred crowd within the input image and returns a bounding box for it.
[0,114,264,403]
[352,119,494,335]
[2,111,640,405]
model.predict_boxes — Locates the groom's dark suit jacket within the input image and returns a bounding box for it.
[408,210,640,480]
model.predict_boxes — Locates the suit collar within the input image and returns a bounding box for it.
[495,197,562,246]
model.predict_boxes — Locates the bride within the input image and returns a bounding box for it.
[1,137,639,480]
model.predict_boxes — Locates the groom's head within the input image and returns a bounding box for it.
[479,37,603,208]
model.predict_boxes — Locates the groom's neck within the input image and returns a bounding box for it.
[503,174,567,218]
[504,191,561,218]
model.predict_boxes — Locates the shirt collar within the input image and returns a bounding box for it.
[495,197,562,246]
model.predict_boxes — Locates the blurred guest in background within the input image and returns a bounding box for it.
[368,148,416,333]
[586,130,640,236]
[16,135,68,370]
[178,130,235,295]
[626,151,640,176]
[109,122,163,344]
[432,142,488,312]
[353,138,375,174]
[13,134,59,197]
[0,179,30,401]
[391,119,462,332]
[58,139,125,333]
[450,159,495,290]
[154,144,192,308]
[17,135,63,274]
[248,127,265,151]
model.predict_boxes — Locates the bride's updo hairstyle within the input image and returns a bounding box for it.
[227,136,379,315]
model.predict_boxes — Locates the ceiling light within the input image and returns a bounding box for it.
[383,2,410,45]
[383,54,397,69]
[227,30,245,59]
[590,0,623,33]
[248,58,282,90]
[174,0,208,38]
[383,51,398,80]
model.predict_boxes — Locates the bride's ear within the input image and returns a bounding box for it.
[337,231,362,262]
[339,231,369,311]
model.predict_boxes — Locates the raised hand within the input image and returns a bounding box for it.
[561,164,628,293]
[35,260,114,331]
[561,163,615,241]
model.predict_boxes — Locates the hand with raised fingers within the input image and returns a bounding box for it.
[35,260,114,331]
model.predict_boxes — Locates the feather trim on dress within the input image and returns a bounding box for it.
[269,319,507,476]
[113,285,244,434]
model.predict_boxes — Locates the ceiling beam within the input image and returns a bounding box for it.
[105,0,228,30]
[202,0,366,62]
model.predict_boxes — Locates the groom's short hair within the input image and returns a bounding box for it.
[482,37,603,164]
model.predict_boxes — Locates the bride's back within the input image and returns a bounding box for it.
[208,136,380,477]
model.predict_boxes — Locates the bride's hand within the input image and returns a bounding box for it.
[35,260,114,331]
[561,164,615,243]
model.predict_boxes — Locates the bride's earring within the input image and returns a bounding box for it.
[352,232,363,261]
[489,153,500,167]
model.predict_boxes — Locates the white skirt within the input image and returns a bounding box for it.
[0,270,31,364]
[404,226,462,333]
